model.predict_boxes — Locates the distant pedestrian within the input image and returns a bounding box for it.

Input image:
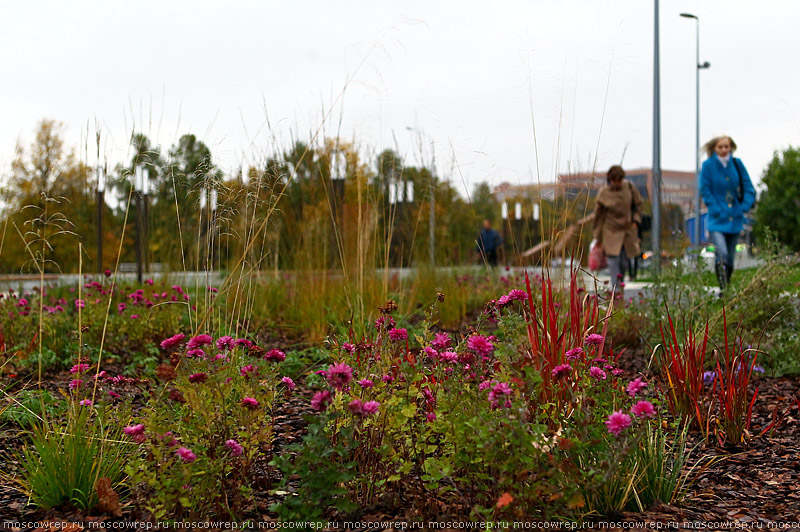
[700,135,756,292]
[592,165,643,294]
[477,219,502,267]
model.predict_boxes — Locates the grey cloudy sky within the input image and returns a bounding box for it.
[2,1,799,197]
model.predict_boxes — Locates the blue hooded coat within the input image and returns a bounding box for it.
[700,153,756,234]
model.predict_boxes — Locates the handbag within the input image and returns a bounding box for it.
[732,158,745,202]
[589,239,607,271]
[629,182,651,232]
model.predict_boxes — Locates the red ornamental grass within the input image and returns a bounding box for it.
[658,309,710,431]
[523,267,604,410]
[713,308,760,445]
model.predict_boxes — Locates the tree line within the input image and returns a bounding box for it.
[0,119,532,274]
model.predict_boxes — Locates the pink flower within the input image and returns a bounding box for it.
[240,364,257,377]
[311,390,333,411]
[216,336,235,351]
[341,342,355,354]
[104,269,111,277]
[79,399,92,406]
[187,334,213,349]
[130,314,139,319]
[606,411,632,436]
[565,347,584,361]
[389,328,408,341]
[426,412,437,422]
[189,373,208,384]
[551,363,572,380]
[585,333,605,346]
[70,363,90,374]
[488,382,513,408]
[186,348,206,359]
[431,332,451,351]
[263,349,286,362]
[467,335,494,358]
[382,374,394,384]
[589,367,607,381]
[124,424,146,442]
[347,398,364,415]
[507,289,528,302]
[439,351,459,363]
[374,315,396,330]
[326,362,353,390]
[145,278,154,285]
[423,347,438,358]
[358,378,373,388]
[361,401,380,415]
[626,377,648,397]
[234,338,253,348]
[124,424,145,436]
[478,379,496,391]
[241,397,259,409]
[225,439,244,457]
[281,376,296,390]
[160,333,186,349]
[75,299,86,309]
[69,379,83,390]
[631,400,656,418]
[18,298,28,306]
[176,447,197,463]
[117,302,127,314]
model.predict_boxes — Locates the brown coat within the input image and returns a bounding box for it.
[592,181,643,257]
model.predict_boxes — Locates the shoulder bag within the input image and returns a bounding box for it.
[732,158,744,202]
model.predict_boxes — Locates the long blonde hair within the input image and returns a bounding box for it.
[702,136,737,158]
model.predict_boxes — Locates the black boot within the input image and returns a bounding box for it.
[715,263,727,292]
[726,264,733,285]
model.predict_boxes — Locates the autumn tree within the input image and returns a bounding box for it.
[0,119,100,273]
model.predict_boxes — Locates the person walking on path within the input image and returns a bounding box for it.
[592,165,643,294]
[700,135,756,293]
[477,219,502,267]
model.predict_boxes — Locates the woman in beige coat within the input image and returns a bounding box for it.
[592,165,643,293]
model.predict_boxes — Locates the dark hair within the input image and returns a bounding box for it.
[607,165,625,184]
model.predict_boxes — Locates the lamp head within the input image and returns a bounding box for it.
[680,12,698,19]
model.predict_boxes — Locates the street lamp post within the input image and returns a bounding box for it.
[142,165,151,274]
[133,165,144,284]
[680,12,711,248]
[652,0,662,275]
[96,163,105,275]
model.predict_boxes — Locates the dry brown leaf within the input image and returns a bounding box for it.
[95,476,122,517]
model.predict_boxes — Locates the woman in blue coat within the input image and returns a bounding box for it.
[700,135,756,291]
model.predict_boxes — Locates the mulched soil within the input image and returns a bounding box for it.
[3,368,800,530]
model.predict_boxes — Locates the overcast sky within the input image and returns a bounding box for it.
[2,1,798,197]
